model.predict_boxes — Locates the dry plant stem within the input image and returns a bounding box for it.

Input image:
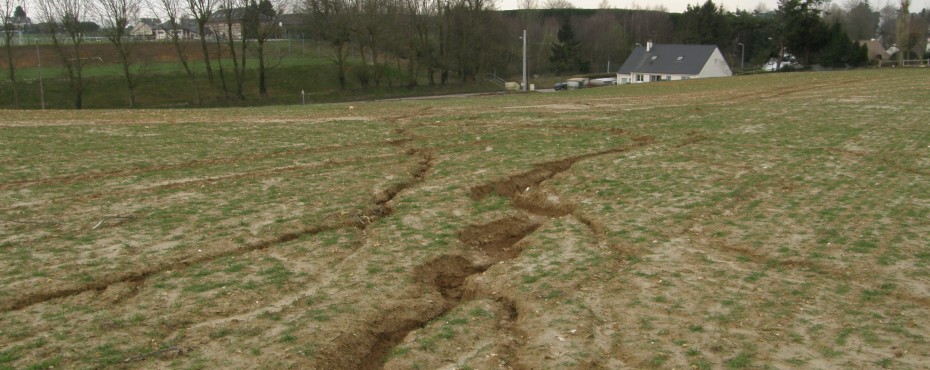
[92,214,135,230]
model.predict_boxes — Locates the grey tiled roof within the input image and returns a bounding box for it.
[618,44,719,75]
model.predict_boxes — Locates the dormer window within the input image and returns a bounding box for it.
[676,56,684,61]
[650,55,658,61]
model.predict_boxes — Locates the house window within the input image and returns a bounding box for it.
[635,74,643,82]
[682,76,691,80]
[651,75,660,82]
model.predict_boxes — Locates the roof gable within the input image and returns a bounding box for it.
[136,18,161,28]
[618,44,720,75]
[209,7,249,21]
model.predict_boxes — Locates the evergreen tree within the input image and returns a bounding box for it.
[549,17,588,74]
[777,0,830,65]
[678,0,730,46]
[820,22,868,67]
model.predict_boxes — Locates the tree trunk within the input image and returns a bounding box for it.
[72,43,84,110]
[215,36,230,101]
[238,37,247,100]
[113,42,136,108]
[198,22,215,86]
[356,40,369,87]
[258,41,267,97]
[3,37,18,107]
[172,33,202,105]
[335,43,347,89]
[120,57,136,107]
[225,19,245,101]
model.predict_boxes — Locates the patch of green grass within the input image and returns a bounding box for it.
[91,343,128,366]
[0,348,20,364]
[835,327,854,345]
[744,270,766,282]
[389,346,410,359]
[210,328,232,339]
[724,352,753,369]
[861,283,896,302]
[783,356,806,366]
[691,358,713,370]
[649,354,668,367]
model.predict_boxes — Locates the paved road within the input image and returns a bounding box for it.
[371,88,558,103]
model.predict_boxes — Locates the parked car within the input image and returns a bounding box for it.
[554,82,568,91]
[589,77,617,86]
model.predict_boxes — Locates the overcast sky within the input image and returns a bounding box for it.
[495,0,930,13]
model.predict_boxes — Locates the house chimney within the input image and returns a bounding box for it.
[646,41,653,52]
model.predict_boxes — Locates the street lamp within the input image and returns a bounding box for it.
[737,42,744,70]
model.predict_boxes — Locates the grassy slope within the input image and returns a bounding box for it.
[0,69,928,369]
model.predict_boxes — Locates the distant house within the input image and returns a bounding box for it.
[4,15,31,28]
[617,42,732,84]
[859,39,891,62]
[130,18,160,39]
[156,18,203,40]
[278,13,304,38]
[207,8,248,40]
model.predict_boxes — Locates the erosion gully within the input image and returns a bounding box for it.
[352,140,651,369]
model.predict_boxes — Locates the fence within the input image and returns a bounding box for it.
[879,59,930,68]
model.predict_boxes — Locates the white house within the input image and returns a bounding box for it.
[130,18,161,39]
[206,8,248,40]
[155,18,203,40]
[617,42,731,84]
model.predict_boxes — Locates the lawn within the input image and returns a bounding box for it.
[0,69,928,369]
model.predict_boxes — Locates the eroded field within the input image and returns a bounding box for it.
[1,69,929,369]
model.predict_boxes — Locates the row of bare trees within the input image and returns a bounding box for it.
[301,0,510,89]
[1,0,20,106]
[9,0,922,109]
[1,0,285,109]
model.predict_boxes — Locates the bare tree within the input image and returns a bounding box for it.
[544,0,573,9]
[245,0,284,96]
[96,0,143,107]
[39,0,90,109]
[1,0,19,107]
[187,0,216,86]
[580,8,626,73]
[842,0,879,41]
[354,0,394,87]
[398,0,435,86]
[517,0,539,9]
[218,0,247,100]
[895,0,921,61]
[304,0,351,89]
[155,0,202,104]
[213,24,230,99]
[443,0,506,82]
[877,3,897,45]
[436,0,449,85]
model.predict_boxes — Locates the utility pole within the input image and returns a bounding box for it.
[522,29,527,92]
[738,42,745,70]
